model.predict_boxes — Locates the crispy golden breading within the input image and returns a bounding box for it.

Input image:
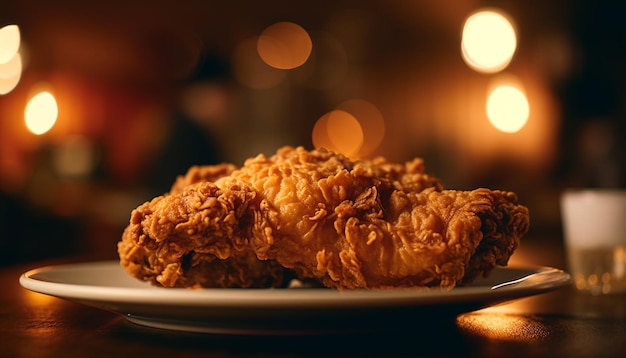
[118,146,529,289]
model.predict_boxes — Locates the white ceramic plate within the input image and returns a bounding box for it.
[19,261,571,335]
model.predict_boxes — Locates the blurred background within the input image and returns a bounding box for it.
[1,0,624,265]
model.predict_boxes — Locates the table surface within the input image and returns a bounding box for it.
[2,239,625,358]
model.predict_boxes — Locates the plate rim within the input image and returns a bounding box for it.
[19,260,572,309]
[18,260,572,334]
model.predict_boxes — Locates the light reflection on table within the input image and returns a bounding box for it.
[2,236,625,357]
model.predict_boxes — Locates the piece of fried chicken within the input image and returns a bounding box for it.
[118,146,529,289]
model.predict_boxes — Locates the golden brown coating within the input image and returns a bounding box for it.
[118,182,288,288]
[118,146,529,289]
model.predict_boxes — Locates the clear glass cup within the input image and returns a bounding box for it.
[560,189,626,295]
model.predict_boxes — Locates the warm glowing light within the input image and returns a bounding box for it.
[22,289,58,306]
[0,52,22,94]
[336,99,385,157]
[312,113,332,151]
[25,91,58,135]
[312,110,364,158]
[326,110,363,154]
[0,24,21,64]
[461,10,517,73]
[257,22,312,70]
[486,85,529,133]
[312,99,385,158]
[233,37,286,89]
[457,313,549,342]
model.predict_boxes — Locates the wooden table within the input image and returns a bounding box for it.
[2,239,625,357]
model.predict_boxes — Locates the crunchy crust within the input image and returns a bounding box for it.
[118,146,529,289]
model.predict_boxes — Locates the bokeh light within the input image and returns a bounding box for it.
[24,91,59,135]
[486,84,529,133]
[312,112,333,151]
[335,99,385,157]
[0,24,22,94]
[312,110,363,158]
[0,24,21,64]
[257,22,312,70]
[0,52,22,94]
[312,99,385,158]
[461,9,517,73]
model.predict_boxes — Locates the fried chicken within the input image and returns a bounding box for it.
[118,146,529,289]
